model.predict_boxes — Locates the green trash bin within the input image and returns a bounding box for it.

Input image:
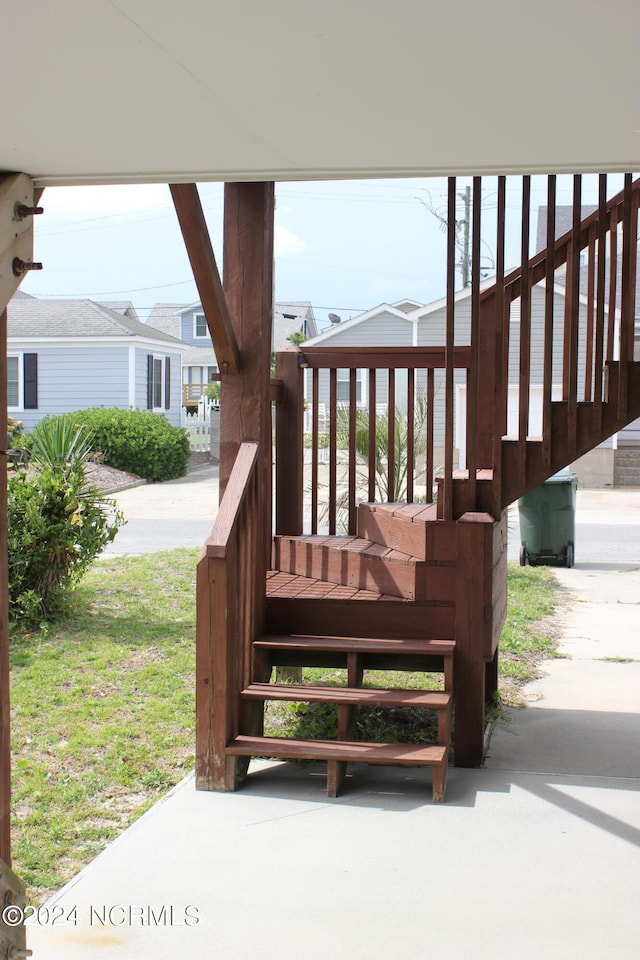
[518,468,578,568]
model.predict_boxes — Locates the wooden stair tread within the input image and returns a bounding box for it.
[226,735,447,766]
[254,633,455,657]
[242,683,451,708]
[274,534,422,563]
[266,570,402,602]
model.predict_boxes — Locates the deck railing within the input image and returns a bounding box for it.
[473,174,639,511]
[274,345,471,534]
[195,442,261,789]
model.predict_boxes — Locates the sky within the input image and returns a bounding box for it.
[20,174,627,331]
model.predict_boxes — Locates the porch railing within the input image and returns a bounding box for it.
[274,345,471,535]
[196,442,261,789]
[474,174,640,511]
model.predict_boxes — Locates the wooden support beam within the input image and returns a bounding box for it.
[219,182,275,565]
[0,309,9,864]
[170,183,241,375]
[454,515,492,767]
[0,173,38,314]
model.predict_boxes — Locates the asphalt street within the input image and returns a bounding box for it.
[104,465,640,568]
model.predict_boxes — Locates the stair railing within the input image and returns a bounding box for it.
[195,441,261,790]
[473,174,639,513]
[274,345,471,535]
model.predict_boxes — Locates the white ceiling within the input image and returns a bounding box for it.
[2,1,639,186]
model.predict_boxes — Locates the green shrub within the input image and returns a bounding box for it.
[8,459,124,626]
[30,409,191,483]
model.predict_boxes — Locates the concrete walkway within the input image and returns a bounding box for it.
[26,486,640,959]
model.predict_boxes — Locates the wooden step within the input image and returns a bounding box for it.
[242,682,452,710]
[357,502,438,560]
[253,634,454,686]
[273,534,427,600]
[226,735,448,802]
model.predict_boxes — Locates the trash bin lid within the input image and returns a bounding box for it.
[545,468,578,483]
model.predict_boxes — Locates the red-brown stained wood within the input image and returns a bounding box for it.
[407,367,415,502]
[357,504,429,559]
[387,368,396,499]
[348,368,357,533]
[518,176,532,493]
[275,348,304,535]
[301,345,471,369]
[453,517,491,767]
[170,183,240,375]
[219,183,274,570]
[466,176,481,502]
[0,308,10,863]
[265,595,455,641]
[443,178,456,521]
[426,367,435,502]
[593,175,607,433]
[368,368,377,501]
[542,175,556,467]
[311,368,319,533]
[619,174,633,418]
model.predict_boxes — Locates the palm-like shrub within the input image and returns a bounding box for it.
[8,421,125,626]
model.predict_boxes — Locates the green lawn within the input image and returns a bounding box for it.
[10,552,558,902]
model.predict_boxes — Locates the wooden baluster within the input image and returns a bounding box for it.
[311,368,319,534]
[329,368,337,534]
[542,175,556,469]
[443,177,456,520]
[593,175,607,432]
[619,173,633,419]
[492,177,506,516]
[467,176,481,506]
[387,368,396,501]
[518,175,532,489]
[564,175,581,454]
[606,206,618,364]
[368,368,376,501]
[348,368,357,533]
[274,348,303,536]
[426,367,435,504]
[584,221,596,402]
[407,366,415,502]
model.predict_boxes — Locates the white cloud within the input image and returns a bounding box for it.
[274,225,306,257]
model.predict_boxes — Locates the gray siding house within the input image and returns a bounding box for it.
[147,300,318,405]
[303,285,620,487]
[7,293,187,431]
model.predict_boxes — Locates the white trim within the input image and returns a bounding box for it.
[305,303,412,345]
[128,344,136,408]
[151,354,165,411]
[7,353,23,412]
[6,335,188,352]
[193,313,208,339]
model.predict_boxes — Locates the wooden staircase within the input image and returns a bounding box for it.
[225,503,456,801]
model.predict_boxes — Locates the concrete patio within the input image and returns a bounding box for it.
[25,487,640,959]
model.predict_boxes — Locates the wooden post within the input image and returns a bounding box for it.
[220,182,275,568]
[275,347,304,535]
[454,515,491,767]
[0,308,9,864]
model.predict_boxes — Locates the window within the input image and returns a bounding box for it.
[147,355,171,410]
[194,313,207,339]
[7,355,20,408]
[336,368,362,403]
[7,353,37,410]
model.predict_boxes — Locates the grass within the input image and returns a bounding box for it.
[10,553,559,903]
[10,549,198,902]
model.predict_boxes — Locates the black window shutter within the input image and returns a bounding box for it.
[23,353,38,409]
[164,357,171,410]
[147,354,153,409]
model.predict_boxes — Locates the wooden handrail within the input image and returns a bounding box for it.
[301,345,472,370]
[196,440,262,789]
[201,442,258,558]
